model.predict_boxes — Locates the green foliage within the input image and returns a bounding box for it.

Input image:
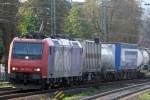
[0,43,4,55]
[18,8,39,35]
[63,87,98,100]
[64,5,93,39]
[84,0,102,36]
[64,6,82,38]
[139,92,150,100]
[80,19,94,39]
[0,31,2,37]
[0,32,4,56]
[18,0,70,36]
[0,82,14,88]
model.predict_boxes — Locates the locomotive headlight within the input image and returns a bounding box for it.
[36,68,40,72]
[34,68,41,72]
[12,67,16,71]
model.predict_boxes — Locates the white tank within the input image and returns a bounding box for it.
[137,49,143,67]
[101,44,115,70]
[83,41,115,72]
[142,49,150,65]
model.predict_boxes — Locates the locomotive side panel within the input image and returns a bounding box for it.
[52,39,66,78]
[50,39,82,78]
[62,40,72,77]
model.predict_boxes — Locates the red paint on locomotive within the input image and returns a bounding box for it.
[8,37,50,80]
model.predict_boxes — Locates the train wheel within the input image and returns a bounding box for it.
[118,73,122,80]
[9,78,15,84]
[105,73,109,81]
[127,72,130,79]
[106,73,113,81]
[115,73,121,81]
[110,73,114,81]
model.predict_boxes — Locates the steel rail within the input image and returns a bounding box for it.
[82,82,150,100]
[0,78,150,100]
[0,87,15,91]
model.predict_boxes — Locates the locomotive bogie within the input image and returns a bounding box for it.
[9,72,42,84]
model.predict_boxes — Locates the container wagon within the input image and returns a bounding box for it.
[83,41,144,81]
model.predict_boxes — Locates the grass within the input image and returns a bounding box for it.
[0,82,13,88]
[139,92,150,100]
[62,84,126,100]
[63,87,99,100]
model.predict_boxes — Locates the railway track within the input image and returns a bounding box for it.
[0,87,16,91]
[0,89,43,100]
[82,81,150,100]
[0,78,150,100]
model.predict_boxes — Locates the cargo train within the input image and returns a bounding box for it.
[8,37,150,89]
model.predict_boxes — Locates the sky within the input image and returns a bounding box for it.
[141,0,150,18]
[20,0,85,3]
[72,0,85,2]
[142,0,150,7]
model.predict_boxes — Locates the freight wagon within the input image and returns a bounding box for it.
[140,48,150,73]
[83,41,144,81]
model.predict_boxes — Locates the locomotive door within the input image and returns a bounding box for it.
[71,42,82,76]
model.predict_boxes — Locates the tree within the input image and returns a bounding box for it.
[18,3,39,35]
[64,6,81,38]
[107,0,142,43]
[138,8,150,48]
[82,0,142,42]
[19,0,70,36]
[0,0,19,75]
[0,32,4,60]
[64,5,93,39]
[84,0,102,38]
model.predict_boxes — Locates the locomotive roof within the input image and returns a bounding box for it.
[13,37,43,43]
[13,37,140,49]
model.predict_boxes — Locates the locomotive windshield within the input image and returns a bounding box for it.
[13,42,43,59]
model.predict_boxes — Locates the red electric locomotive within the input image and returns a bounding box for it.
[8,37,83,89]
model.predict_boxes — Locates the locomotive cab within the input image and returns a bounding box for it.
[8,38,49,85]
